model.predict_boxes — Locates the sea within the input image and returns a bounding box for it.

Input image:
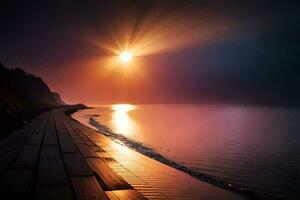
[72,104,300,199]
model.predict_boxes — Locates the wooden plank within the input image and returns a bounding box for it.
[0,129,25,156]
[57,123,78,153]
[82,135,91,141]
[96,152,112,159]
[0,137,28,174]
[36,157,72,200]
[41,145,60,158]
[71,176,109,200]
[110,189,147,200]
[64,121,80,137]
[55,112,78,152]
[13,145,40,168]
[85,140,95,146]
[36,186,73,200]
[100,157,116,163]
[43,112,58,145]
[73,138,86,144]
[63,153,93,176]
[90,134,107,142]
[0,169,33,197]
[37,157,68,185]
[77,129,105,143]
[71,135,82,139]
[94,142,109,148]
[71,122,94,134]
[105,191,119,200]
[0,114,44,175]
[58,132,79,153]
[77,144,99,158]
[27,113,49,145]
[87,158,132,191]
[90,145,104,152]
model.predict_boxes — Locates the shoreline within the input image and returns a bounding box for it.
[70,107,259,200]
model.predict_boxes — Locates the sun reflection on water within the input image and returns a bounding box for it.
[111,104,136,136]
[112,104,135,112]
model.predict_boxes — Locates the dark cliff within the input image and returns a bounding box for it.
[0,63,65,139]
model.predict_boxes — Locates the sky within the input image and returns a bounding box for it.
[0,0,299,105]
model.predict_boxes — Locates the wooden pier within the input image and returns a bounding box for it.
[0,106,146,199]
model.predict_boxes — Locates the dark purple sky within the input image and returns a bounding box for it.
[0,0,299,105]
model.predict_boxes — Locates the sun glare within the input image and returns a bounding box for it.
[112,104,135,112]
[120,52,132,63]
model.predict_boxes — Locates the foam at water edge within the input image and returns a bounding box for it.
[89,117,255,199]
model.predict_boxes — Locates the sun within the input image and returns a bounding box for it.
[120,52,132,63]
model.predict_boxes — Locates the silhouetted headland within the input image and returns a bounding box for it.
[0,63,65,139]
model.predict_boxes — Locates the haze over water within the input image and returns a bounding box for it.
[73,104,300,199]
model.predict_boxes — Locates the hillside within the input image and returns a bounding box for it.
[0,63,65,138]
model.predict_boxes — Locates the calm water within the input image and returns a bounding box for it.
[73,104,300,199]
